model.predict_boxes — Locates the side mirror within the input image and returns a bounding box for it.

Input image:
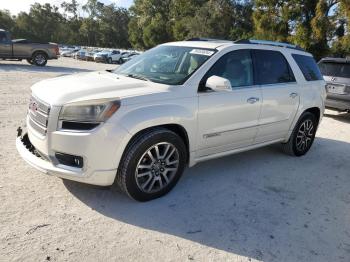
[205,76,231,92]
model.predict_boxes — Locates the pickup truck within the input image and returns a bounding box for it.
[0,29,59,66]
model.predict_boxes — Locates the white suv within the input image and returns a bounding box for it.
[16,39,326,201]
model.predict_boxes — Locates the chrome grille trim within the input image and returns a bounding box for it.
[28,96,51,136]
[29,117,47,135]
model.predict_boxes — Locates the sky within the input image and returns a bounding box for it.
[1,0,134,15]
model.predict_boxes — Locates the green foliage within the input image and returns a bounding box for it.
[129,0,254,48]
[0,10,15,31]
[1,0,130,48]
[253,0,291,42]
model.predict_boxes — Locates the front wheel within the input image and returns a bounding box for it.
[115,128,187,201]
[282,112,317,156]
[108,57,112,64]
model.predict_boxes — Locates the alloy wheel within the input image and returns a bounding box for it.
[34,54,46,65]
[296,119,314,152]
[135,142,179,193]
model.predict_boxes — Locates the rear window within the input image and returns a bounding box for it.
[254,50,295,85]
[318,62,350,78]
[292,54,323,81]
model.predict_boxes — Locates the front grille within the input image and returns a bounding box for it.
[28,96,50,136]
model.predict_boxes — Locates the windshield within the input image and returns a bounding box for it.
[319,62,350,78]
[114,45,216,85]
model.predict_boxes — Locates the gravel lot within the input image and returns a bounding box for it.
[1,58,350,262]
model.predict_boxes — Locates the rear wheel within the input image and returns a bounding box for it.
[282,112,317,156]
[32,52,47,66]
[116,128,187,201]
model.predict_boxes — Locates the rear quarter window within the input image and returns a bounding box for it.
[292,54,323,81]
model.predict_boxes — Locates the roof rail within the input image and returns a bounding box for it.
[186,37,232,43]
[235,39,304,51]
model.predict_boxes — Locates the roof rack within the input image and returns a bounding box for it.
[186,37,232,43]
[186,37,305,51]
[234,39,304,51]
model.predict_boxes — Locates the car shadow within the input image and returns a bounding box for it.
[0,61,92,73]
[63,137,350,261]
[324,111,350,124]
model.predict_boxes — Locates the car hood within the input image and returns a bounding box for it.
[31,71,169,106]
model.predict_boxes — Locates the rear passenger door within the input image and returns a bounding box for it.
[253,49,300,143]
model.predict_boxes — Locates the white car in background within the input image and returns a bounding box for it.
[94,50,122,64]
[16,39,326,201]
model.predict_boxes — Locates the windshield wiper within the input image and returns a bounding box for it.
[126,74,150,82]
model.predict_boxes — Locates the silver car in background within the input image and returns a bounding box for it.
[319,57,350,111]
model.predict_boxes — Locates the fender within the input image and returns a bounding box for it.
[118,101,197,151]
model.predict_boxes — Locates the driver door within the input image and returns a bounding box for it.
[197,49,262,157]
[0,31,11,58]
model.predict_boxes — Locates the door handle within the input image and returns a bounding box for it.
[290,92,298,98]
[247,97,260,104]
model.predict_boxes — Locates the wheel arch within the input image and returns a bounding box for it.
[304,107,321,125]
[123,123,190,164]
[31,49,49,59]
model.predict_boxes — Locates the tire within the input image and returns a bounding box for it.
[26,59,34,65]
[118,58,123,64]
[108,58,112,64]
[32,52,47,66]
[282,112,317,156]
[115,128,187,201]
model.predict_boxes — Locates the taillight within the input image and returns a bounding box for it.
[55,45,59,55]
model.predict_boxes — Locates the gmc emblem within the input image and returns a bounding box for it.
[29,101,38,112]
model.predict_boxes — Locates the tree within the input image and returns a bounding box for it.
[253,0,292,42]
[128,0,172,49]
[11,3,66,43]
[0,10,15,31]
[99,5,130,48]
[332,0,350,56]
[185,0,235,39]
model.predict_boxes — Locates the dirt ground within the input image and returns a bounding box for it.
[1,58,350,262]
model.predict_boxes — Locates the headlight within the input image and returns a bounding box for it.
[59,99,120,123]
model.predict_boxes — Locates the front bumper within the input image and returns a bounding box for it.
[16,132,117,186]
[16,117,132,186]
[94,56,107,63]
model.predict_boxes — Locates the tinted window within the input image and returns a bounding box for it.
[204,49,254,88]
[0,32,7,43]
[292,54,323,81]
[319,62,350,78]
[254,50,295,85]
